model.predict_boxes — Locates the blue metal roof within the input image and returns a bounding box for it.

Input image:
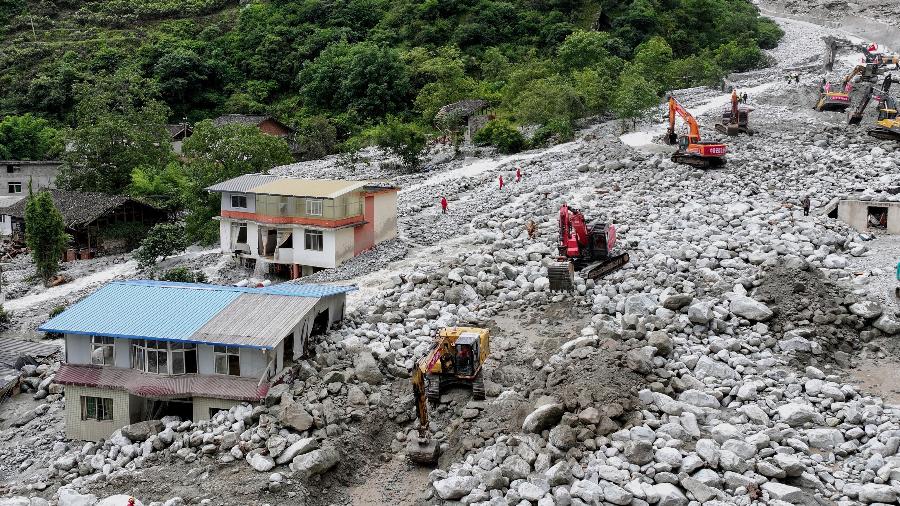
[39,282,240,342]
[38,280,356,345]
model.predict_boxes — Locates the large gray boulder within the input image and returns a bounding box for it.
[290,447,340,477]
[433,476,479,500]
[651,483,687,506]
[57,488,97,506]
[522,403,564,433]
[729,295,773,321]
[354,351,383,385]
[777,402,822,427]
[849,301,883,319]
[121,420,164,442]
[279,395,314,432]
[275,437,318,465]
[694,356,739,380]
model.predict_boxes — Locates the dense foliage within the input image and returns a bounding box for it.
[135,222,188,269]
[24,190,68,283]
[1,0,782,155]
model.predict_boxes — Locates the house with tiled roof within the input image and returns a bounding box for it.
[40,280,354,441]
[207,175,398,278]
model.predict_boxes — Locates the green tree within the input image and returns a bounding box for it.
[510,75,584,127]
[135,223,188,270]
[295,115,338,161]
[24,190,68,284]
[557,30,613,72]
[299,41,411,119]
[611,65,659,129]
[473,119,525,154]
[61,70,174,194]
[632,36,674,92]
[181,120,293,244]
[367,117,427,170]
[130,162,190,214]
[0,114,62,160]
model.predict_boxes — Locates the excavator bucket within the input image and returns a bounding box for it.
[715,122,740,136]
[547,261,575,292]
[407,438,439,464]
[848,112,863,125]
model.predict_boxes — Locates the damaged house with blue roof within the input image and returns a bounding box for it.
[39,280,354,442]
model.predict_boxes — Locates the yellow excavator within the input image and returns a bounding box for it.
[848,84,900,141]
[407,327,490,464]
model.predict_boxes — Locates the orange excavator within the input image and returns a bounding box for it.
[664,95,727,168]
[715,90,753,136]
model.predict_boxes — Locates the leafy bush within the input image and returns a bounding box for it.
[25,191,68,283]
[0,305,10,328]
[135,223,187,270]
[367,117,427,170]
[49,305,66,318]
[160,266,207,283]
[100,222,152,251]
[474,119,525,154]
[532,118,575,146]
[755,18,785,50]
[714,41,765,73]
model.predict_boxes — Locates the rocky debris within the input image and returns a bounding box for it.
[120,420,163,442]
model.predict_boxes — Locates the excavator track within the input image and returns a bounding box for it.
[671,152,726,169]
[582,252,630,281]
[471,370,485,400]
[868,127,900,141]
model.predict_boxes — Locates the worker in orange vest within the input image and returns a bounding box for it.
[499,175,504,189]
[516,167,521,182]
[440,196,447,214]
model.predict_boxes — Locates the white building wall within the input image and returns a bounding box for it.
[372,191,398,244]
[335,227,355,265]
[0,215,11,236]
[198,344,215,375]
[66,334,92,365]
[239,347,271,379]
[293,227,338,268]
[113,338,131,368]
[219,220,231,253]
[221,192,256,212]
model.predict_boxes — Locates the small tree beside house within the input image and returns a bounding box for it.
[135,223,188,270]
[24,190,68,284]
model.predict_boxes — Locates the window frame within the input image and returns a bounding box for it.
[214,345,241,376]
[91,335,115,366]
[81,396,113,421]
[305,199,323,216]
[304,229,323,251]
[132,340,196,375]
[231,194,248,209]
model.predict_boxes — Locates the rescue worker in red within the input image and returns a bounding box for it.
[499,175,504,189]
[440,196,448,214]
[516,167,522,182]
[458,345,473,374]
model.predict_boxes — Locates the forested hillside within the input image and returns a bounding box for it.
[0,0,782,243]
[1,0,781,146]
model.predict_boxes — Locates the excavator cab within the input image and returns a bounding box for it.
[548,204,629,292]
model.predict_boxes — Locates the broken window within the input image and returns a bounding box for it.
[304,229,323,251]
[214,345,240,376]
[145,340,168,374]
[170,343,198,375]
[236,224,247,243]
[867,206,888,229]
[8,182,21,194]
[231,195,247,208]
[91,336,114,365]
[305,199,323,216]
[81,396,113,421]
[278,230,293,249]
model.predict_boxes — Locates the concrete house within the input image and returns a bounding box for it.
[40,280,353,442]
[207,175,399,278]
[0,160,62,234]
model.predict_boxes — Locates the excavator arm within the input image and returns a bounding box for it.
[843,65,864,87]
[407,365,439,463]
[667,96,701,144]
[849,85,875,124]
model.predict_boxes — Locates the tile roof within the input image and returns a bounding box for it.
[0,190,161,228]
[55,364,268,401]
[38,280,355,349]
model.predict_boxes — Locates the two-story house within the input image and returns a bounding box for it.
[40,280,353,442]
[207,175,399,278]
[0,160,62,235]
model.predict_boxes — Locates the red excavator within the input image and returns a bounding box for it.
[715,90,753,136]
[547,203,629,292]
[665,95,727,168]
